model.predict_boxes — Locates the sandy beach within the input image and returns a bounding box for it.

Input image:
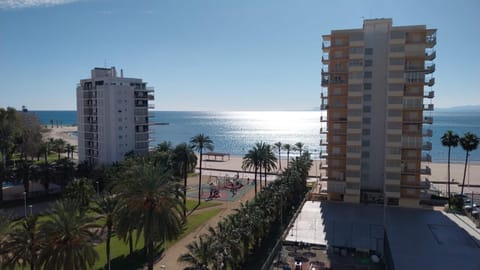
[39,126,480,194]
[42,126,78,147]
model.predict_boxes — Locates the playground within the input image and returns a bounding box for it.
[187,174,254,202]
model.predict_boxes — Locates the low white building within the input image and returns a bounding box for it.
[76,67,154,165]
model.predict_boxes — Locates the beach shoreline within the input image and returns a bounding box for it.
[41,126,480,194]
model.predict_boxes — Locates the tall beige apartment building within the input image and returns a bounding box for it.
[320,19,436,207]
[77,67,155,165]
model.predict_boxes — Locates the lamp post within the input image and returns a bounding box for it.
[29,205,33,216]
[96,180,100,195]
[23,191,27,218]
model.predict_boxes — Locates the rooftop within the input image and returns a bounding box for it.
[284,201,480,270]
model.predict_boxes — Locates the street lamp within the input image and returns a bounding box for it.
[23,191,27,218]
[96,181,100,195]
[29,205,33,216]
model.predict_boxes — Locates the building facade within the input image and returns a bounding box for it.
[320,19,436,207]
[76,67,154,165]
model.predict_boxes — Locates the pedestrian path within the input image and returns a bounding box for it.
[154,185,256,269]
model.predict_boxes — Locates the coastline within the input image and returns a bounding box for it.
[40,126,480,193]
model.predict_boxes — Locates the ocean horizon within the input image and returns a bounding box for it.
[31,110,480,163]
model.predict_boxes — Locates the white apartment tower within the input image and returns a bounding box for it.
[76,67,154,165]
[320,19,436,207]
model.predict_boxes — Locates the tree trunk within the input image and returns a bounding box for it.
[147,239,154,270]
[128,230,133,256]
[461,151,470,196]
[107,227,112,270]
[278,149,282,170]
[184,165,187,218]
[254,167,258,196]
[447,147,451,208]
[198,150,203,205]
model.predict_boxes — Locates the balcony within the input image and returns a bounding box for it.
[148,104,155,109]
[425,64,435,74]
[322,55,329,64]
[426,36,436,48]
[424,78,435,87]
[146,87,154,92]
[421,153,432,162]
[423,104,434,111]
[320,116,328,122]
[425,51,436,61]
[321,79,329,87]
[420,166,431,175]
[321,103,329,110]
[422,141,432,151]
[320,151,328,159]
[148,94,154,100]
[423,129,433,137]
[423,116,433,124]
[320,127,328,134]
[320,139,328,146]
[322,42,331,51]
[321,92,328,100]
[424,91,434,98]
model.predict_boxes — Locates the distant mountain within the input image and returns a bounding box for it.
[435,105,480,112]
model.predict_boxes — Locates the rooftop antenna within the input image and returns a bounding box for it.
[104,59,107,68]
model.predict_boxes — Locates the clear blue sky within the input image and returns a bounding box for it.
[0,0,479,111]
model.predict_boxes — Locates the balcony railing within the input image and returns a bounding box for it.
[320,116,328,122]
[320,139,328,146]
[321,92,328,99]
[420,166,431,175]
[425,64,435,74]
[425,78,435,87]
[426,36,436,48]
[322,56,329,64]
[425,51,436,61]
[423,129,433,137]
[423,104,434,111]
[421,153,432,162]
[422,141,432,151]
[423,116,433,124]
[320,127,328,134]
[321,103,329,110]
[424,91,434,98]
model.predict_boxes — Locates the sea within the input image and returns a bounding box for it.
[31,110,480,163]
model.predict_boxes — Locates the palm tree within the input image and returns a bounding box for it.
[37,200,99,270]
[293,142,305,156]
[178,235,213,270]
[92,193,121,270]
[259,143,277,187]
[459,132,479,196]
[52,138,66,160]
[273,142,282,171]
[282,143,292,168]
[117,165,184,270]
[190,134,214,205]
[171,143,197,217]
[1,216,41,270]
[441,130,459,205]
[242,145,262,196]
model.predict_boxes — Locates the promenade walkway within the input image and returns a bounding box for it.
[154,182,257,270]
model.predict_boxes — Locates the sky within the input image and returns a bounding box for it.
[0,0,479,111]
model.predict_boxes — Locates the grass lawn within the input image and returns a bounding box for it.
[92,207,222,270]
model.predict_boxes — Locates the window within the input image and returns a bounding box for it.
[364,60,372,67]
[363,94,371,102]
[365,48,373,55]
[362,129,370,135]
[364,71,372,79]
[362,140,370,147]
[363,106,371,113]
[390,45,404,52]
[362,117,371,124]
[364,83,372,90]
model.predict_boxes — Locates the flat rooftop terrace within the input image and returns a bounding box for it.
[285,201,480,270]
